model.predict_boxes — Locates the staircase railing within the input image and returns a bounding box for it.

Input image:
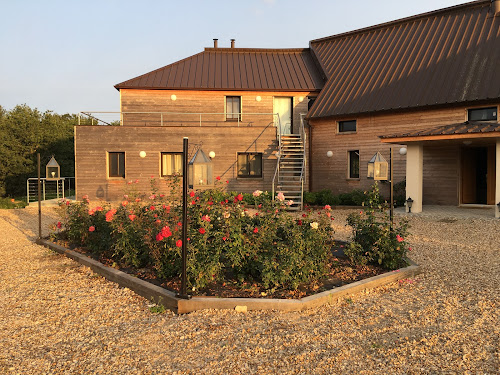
[271,115,282,202]
[298,113,307,210]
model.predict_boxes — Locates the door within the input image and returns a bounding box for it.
[461,146,496,204]
[274,97,293,134]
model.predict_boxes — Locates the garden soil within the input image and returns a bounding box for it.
[0,206,498,374]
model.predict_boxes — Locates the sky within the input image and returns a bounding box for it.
[0,0,472,115]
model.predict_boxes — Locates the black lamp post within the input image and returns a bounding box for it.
[177,137,191,300]
[406,197,414,213]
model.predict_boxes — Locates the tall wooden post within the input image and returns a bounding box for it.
[37,153,42,241]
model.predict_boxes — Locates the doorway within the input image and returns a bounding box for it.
[274,97,293,134]
[461,146,496,204]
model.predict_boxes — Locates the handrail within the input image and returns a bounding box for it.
[78,111,280,127]
[298,113,307,210]
[271,115,283,202]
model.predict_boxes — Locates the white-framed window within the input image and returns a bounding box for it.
[226,96,241,121]
[338,120,357,133]
[108,152,125,178]
[161,152,183,177]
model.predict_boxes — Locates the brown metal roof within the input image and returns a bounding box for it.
[380,121,500,142]
[308,0,500,119]
[115,48,324,92]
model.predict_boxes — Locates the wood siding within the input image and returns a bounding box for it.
[120,89,311,131]
[309,104,499,204]
[75,125,282,201]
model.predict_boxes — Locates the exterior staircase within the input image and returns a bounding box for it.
[276,134,304,210]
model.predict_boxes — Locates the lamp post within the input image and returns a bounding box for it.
[177,137,191,300]
[406,197,414,213]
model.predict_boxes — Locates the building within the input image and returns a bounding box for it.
[75,0,500,217]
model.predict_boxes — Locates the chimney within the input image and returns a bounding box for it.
[493,0,500,16]
[230,39,235,48]
[213,39,218,48]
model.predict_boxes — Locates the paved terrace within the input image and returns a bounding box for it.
[0,206,498,374]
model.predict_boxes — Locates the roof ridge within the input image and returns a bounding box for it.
[203,47,310,53]
[310,0,488,45]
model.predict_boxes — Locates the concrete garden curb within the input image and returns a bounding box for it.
[38,239,422,314]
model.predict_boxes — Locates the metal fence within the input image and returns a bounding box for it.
[27,177,75,203]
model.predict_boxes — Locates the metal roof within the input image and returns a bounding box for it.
[115,48,324,92]
[308,0,500,119]
[380,121,500,141]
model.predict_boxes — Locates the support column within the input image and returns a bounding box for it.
[406,143,423,213]
[496,139,500,218]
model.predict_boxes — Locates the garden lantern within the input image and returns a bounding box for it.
[46,156,60,180]
[406,197,414,213]
[188,149,213,189]
[367,152,388,180]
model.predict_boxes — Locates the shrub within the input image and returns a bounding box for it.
[345,183,410,270]
[55,178,335,292]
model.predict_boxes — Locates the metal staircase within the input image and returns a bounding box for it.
[272,115,306,210]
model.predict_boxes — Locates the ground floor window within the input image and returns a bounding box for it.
[237,152,262,178]
[161,152,183,177]
[108,152,125,178]
[348,150,359,179]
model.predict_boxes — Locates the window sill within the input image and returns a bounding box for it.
[337,131,357,135]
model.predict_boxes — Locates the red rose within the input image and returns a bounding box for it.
[189,191,195,197]
[199,228,206,234]
[253,227,258,234]
[216,176,221,181]
[176,239,182,248]
[56,222,62,229]
[89,226,95,232]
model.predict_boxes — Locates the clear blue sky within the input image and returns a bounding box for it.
[0,0,471,114]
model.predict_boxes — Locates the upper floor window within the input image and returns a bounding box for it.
[161,152,183,177]
[108,152,125,178]
[237,152,262,178]
[226,96,241,121]
[468,107,497,121]
[338,120,357,133]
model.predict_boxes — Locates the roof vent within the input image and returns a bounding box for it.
[230,39,235,48]
[213,39,218,48]
[493,0,500,16]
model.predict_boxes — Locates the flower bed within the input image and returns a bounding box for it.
[51,179,409,298]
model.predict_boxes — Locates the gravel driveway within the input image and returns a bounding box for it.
[0,206,498,374]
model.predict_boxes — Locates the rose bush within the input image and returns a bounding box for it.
[55,177,335,291]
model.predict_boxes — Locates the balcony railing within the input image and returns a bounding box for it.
[78,111,280,128]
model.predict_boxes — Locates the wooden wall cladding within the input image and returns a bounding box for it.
[75,125,281,201]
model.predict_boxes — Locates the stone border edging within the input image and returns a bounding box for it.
[38,239,422,314]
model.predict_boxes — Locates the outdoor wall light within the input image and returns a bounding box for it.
[139,151,147,158]
[171,94,177,101]
[209,151,216,159]
[406,197,414,213]
[463,140,472,146]
[399,147,407,155]
[298,96,304,102]
[255,96,262,102]
[326,151,333,158]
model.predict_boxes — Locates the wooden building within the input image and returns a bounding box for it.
[75,0,500,216]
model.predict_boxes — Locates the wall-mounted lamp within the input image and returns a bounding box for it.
[208,151,216,159]
[171,94,177,101]
[326,151,333,158]
[463,140,472,146]
[255,96,262,102]
[298,96,304,102]
[399,147,407,155]
[139,151,147,158]
[406,197,414,213]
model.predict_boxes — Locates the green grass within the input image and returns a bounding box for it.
[0,197,28,209]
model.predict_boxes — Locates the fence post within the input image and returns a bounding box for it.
[37,154,42,241]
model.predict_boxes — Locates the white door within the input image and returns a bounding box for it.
[274,97,293,134]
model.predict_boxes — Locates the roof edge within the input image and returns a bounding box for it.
[310,0,488,45]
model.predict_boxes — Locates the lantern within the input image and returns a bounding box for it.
[367,152,388,180]
[188,149,213,189]
[46,156,60,180]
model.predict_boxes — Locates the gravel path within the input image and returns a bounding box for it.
[0,206,498,374]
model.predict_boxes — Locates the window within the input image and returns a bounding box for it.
[161,153,183,177]
[226,96,241,121]
[237,152,262,178]
[468,107,497,121]
[108,152,125,178]
[338,120,357,133]
[348,150,359,179]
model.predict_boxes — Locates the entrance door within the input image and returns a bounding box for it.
[274,97,293,134]
[461,146,496,204]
